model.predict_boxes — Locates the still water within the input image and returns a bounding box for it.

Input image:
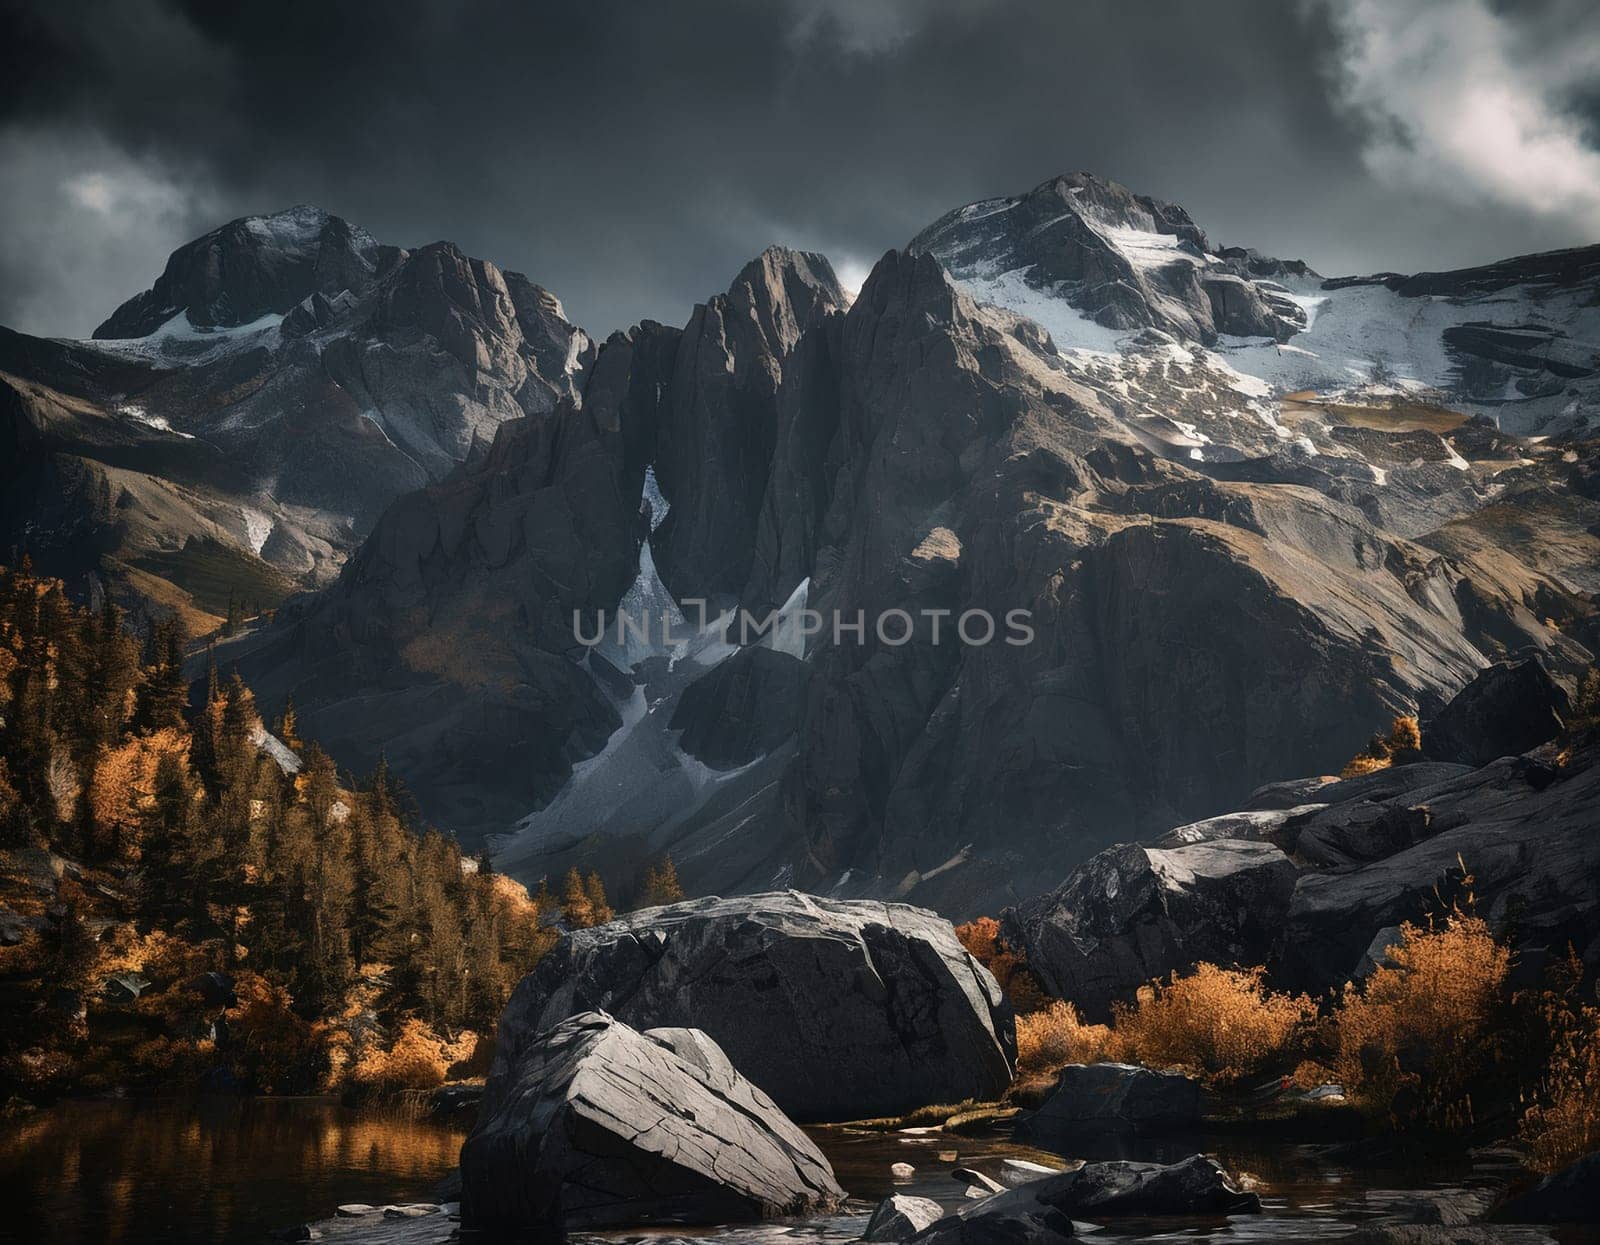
[0,1098,1575,1244]
[0,1097,465,1245]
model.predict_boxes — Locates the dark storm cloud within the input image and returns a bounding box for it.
[3,0,1598,338]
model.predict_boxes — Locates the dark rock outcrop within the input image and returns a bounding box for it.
[460,1011,842,1232]
[907,1155,1260,1242]
[1021,1063,1202,1138]
[1001,839,1299,1019]
[1422,658,1571,766]
[1279,744,1600,991]
[669,646,810,769]
[485,892,1015,1122]
[1493,1151,1600,1224]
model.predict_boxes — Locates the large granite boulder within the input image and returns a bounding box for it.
[1423,658,1571,766]
[1021,1062,1202,1139]
[1000,839,1300,1019]
[906,1155,1260,1242]
[486,892,1015,1123]
[460,1012,842,1232]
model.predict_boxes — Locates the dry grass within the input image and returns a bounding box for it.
[1112,964,1316,1085]
[1016,1001,1117,1078]
[1331,915,1509,1129]
[1519,1005,1600,1173]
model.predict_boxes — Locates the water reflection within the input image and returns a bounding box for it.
[0,1097,465,1245]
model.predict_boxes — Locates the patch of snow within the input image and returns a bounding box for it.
[642,465,669,532]
[117,403,194,439]
[241,507,273,556]
[957,267,1126,356]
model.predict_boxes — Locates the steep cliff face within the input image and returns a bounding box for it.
[205,249,850,845]
[651,247,845,601]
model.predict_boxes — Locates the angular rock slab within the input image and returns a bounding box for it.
[488,891,1015,1122]
[865,1193,946,1241]
[1022,1062,1202,1139]
[460,1011,842,1232]
[907,1154,1260,1242]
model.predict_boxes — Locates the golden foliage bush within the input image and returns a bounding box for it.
[954,917,1050,1013]
[1341,714,1423,779]
[1015,1001,1116,1077]
[348,1017,479,1093]
[1112,964,1315,1084]
[1331,915,1509,1129]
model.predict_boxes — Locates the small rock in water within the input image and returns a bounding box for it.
[937,1149,958,1162]
[381,1204,438,1219]
[864,1193,944,1241]
[1000,1158,1068,1188]
[953,1167,1005,1194]
[335,1205,378,1217]
[890,1161,916,1181]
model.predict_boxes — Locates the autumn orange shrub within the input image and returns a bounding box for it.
[1112,963,1316,1084]
[1340,714,1423,779]
[1331,915,1509,1129]
[347,1017,479,1093]
[1015,1001,1116,1077]
[955,917,1050,1013]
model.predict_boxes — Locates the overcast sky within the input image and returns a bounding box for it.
[3,0,1599,339]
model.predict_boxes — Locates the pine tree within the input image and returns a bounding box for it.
[584,871,613,926]
[561,866,593,928]
[638,855,685,908]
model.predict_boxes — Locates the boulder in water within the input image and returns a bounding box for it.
[461,1011,842,1232]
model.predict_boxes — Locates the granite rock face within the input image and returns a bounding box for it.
[1021,1063,1203,1138]
[460,1011,842,1232]
[1001,838,1299,1019]
[485,891,1015,1122]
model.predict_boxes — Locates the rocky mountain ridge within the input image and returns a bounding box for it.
[4,177,1597,914]
[1,206,592,625]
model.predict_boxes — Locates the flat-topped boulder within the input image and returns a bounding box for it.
[487,891,1014,1122]
[1022,1063,1202,1139]
[461,1012,842,1232]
